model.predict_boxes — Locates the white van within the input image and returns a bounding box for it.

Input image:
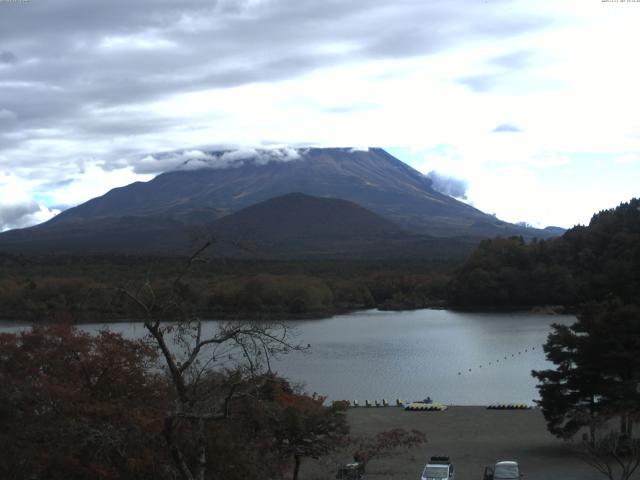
[483,460,523,480]
[421,456,454,480]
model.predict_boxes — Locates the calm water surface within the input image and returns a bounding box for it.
[0,309,574,405]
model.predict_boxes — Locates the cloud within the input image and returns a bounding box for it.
[0,182,60,231]
[2,0,637,231]
[614,153,638,165]
[0,51,17,64]
[324,103,379,114]
[458,73,503,93]
[492,123,522,133]
[0,109,18,122]
[0,203,60,232]
[426,171,468,200]
[489,50,534,70]
[0,0,551,171]
[132,148,302,174]
[0,201,39,229]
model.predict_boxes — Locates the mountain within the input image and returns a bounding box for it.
[210,192,404,242]
[207,192,476,259]
[46,147,552,238]
[542,226,567,237]
[0,192,476,259]
[0,147,559,256]
[0,215,195,255]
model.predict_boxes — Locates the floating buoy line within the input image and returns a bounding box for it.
[342,345,542,411]
[456,345,539,377]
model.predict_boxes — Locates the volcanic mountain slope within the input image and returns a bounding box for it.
[208,192,440,258]
[0,215,196,255]
[0,193,477,259]
[210,192,404,242]
[46,147,552,238]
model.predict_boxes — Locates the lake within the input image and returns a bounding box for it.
[0,309,575,405]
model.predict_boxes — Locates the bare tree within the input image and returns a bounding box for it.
[118,240,305,480]
[579,431,640,480]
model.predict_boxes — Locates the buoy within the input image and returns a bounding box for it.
[458,372,461,375]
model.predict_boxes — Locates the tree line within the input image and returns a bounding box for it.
[0,255,453,322]
[449,198,640,309]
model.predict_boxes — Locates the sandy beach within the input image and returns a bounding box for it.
[301,406,630,480]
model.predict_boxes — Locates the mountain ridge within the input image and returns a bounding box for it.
[0,192,478,259]
[47,147,554,239]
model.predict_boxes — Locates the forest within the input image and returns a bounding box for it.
[0,254,453,322]
[0,199,638,322]
[448,198,640,310]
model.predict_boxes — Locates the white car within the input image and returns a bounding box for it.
[421,456,454,480]
[484,460,523,480]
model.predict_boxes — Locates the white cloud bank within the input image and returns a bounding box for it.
[0,178,60,231]
[133,148,302,174]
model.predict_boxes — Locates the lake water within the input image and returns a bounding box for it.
[0,309,574,405]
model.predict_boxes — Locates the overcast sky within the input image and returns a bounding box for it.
[1,0,639,231]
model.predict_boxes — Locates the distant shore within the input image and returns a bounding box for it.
[0,303,576,325]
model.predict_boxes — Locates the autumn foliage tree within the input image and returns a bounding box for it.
[117,241,307,480]
[0,324,351,480]
[0,324,168,480]
[269,379,349,480]
[350,428,427,470]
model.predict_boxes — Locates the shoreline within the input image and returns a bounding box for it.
[0,303,575,325]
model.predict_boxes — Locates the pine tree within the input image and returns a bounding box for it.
[532,301,640,444]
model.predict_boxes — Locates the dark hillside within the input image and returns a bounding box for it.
[210,192,405,241]
[0,216,196,255]
[0,193,477,260]
[448,198,640,309]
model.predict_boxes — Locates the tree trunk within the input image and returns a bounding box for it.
[293,455,301,480]
[589,395,596,448]
[195,417,207,480]
[620,414,632,435]
[164,416,195,480]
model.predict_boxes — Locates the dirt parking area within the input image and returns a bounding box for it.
[301,406,633,480]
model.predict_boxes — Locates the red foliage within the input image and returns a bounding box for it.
[0,324,168,480]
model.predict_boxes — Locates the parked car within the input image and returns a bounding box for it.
[483,460,522,480]
[335,462,365,479]
[421,456,454,480]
